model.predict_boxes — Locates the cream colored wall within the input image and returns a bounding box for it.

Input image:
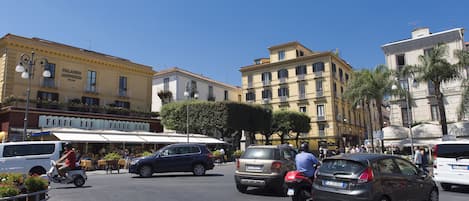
[2,40,153,112]
[0,49,5,103]
[269,46,298,63]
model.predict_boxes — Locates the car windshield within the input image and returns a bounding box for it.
[319,159,365,174]
[242,148,276,160]
[437,144,469,158]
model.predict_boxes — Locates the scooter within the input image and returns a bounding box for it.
[284,170,313,201]
[47,160,87,187]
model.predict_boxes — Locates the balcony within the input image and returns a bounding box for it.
[299,93,306,100]
[262,98,270,104]
[118,89,128,98]
[316,91,324,98]
[247,82,253,88]
[263,80,271,86]
[41,79,57,89]
[317,116,326,121]
[279,96,288,102]
[314,71,323,77]
[279,77,286,84]
[297,74,305,81]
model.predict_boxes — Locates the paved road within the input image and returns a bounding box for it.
[48,163,469,201]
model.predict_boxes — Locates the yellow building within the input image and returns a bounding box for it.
[240,42,366,151]
[0,34,161,141]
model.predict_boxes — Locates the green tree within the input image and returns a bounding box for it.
[271,111,310,145]
[344,65,394,153]
[291,112,311,148]
[454,49,469,120]
[412,44,462,136]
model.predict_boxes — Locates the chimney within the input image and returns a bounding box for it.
[412,27,430,39]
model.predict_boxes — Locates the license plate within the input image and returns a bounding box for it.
[287,188,295,196]
[246,165,263,172]
[322,180,346,188]
[452,165,469,170]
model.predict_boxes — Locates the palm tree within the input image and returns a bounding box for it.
[413,44,461,136]
[454,49,469,120]
[344,65,394,153]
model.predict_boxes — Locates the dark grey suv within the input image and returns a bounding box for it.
[313,154,438,201]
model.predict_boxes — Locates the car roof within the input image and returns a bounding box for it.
[167,143,206,147]
[436,140,469,145]
[0,141,63,145]
[247,144,291,149]
[326,153,403,163]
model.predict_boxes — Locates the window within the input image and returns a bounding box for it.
[341,86,344,96]
[312,62,325,73]
[278,87,289,97]
[333,82,337,97]
[299,106,307,113]
[43,63,56,87]
[319,124,325,137]
[332,63,337,77]
[37,91,58,102]
[316,80,323,92]
[115,101,130,109]
[396,54,405,71]
[278,69,289,79]
[377,158,400,174]
[296,65,307,75]
[424,48,433,57]
[394,158,418,176]
[186,80,198,98]
[261,72,272,83]
[246,91,256,101]
[262,89,272,100]
[82,96,99,106]
[278,50,285,61]
[296,50,304,57]
[86,70,97,92]
[317,104,325,117]
[339,68,343,82]
[428,80,435,95]
[401,108,412,127]
[208,86,214,99]
[431,105,439,121]
[345,73,349,82]
[247,75,253,87]
[436,144,469,158]
[224,90,228,100]
[299,83,306,99]
[119,76,127,96]
[163,77,170,91]
[3,144,55,157]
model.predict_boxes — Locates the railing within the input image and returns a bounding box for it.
[318,130,325,137]
[278,77,286,83]
[247,82,253,88]
[316,91,323,97]
[0,189,48,201]
[314,71,323,77]
[299,93,306,100]
[279,96,288,102]
[263,80,271,86]
[317,116,325,121]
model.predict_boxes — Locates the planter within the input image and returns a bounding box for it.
[0,190,48,201]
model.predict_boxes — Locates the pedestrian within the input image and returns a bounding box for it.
[421,148,428,172]
[414,146,422,170]
[219,148,225,163]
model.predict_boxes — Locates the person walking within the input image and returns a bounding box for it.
[414,146,422,170]
[219,148,225,163]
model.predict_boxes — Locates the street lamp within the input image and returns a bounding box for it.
[16,52,51,141]
[392,78,417,156]
[184,88,198,143]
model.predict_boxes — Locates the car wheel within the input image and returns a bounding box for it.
[441,183,452,191]
[73,176,85,187]
[139,165,152,178]
[292,187,312,201]
[29,166,46,176]
[193,164,206,176]
[429,188,438,201]
[236,184,248,193]
[377,196,390,201]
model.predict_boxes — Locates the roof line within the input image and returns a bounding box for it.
[382,28,464,47]
[154,67,240,89]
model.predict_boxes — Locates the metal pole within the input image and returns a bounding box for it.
[23,52,34,141]
[186,101,189,143]
[405,81,415,156]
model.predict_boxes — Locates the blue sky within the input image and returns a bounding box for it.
[2,0,468,86]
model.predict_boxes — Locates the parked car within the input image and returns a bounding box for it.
[312,154,438,201]
[129,143,214,177]
[234,145,296,195]
[433,141,469,191]
[0,141,64,175]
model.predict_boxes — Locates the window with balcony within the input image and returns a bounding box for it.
[37,91,59,108]
[119,76,127,97]
[319,124,325,137]
[278,50,285,61]
[296,65,307,80]
[43,63,56,88]
[317,104,325,121]
[298,83,306,99]
[115,100,130,109]
[246,91,256,102]
[316,80,323,97]
[278,87,289,97]
[262,72,272,85]
[224,90,228,100]
[163,77,170,91]
[262,89,272,101]
[86,70,97,92]
[313,62,325,75]
[278,69,288,82]
[82,96,99,106]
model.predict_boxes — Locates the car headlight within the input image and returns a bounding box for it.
[130,159,139,165]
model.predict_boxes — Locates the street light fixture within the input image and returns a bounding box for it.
[184,89,198,143]
[16,52,51,141]
[392,77,417,156]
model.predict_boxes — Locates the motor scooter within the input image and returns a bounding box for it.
[47,160,87,187]
[284,170,313,201]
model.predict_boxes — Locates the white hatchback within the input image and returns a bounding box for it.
[0,141,64,175]
[433,141,469,191]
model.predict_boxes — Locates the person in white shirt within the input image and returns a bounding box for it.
[219,148,225,163]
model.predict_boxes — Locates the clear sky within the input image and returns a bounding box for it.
[2,0,468,86]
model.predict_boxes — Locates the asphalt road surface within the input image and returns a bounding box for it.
[48,163,469,201]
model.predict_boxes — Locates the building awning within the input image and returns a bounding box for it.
[53,132,107,143]
[139,135,175,143]
[101,134,146,143]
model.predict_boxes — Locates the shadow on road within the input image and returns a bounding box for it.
[448,186,469,194]
[244,188,286,198]
[131,173,224,179]
[51,185,92,190]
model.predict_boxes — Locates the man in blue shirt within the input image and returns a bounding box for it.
[295,143,319,178]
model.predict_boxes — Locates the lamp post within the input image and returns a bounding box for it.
[15,52,51,141]
[184,87,198,143]
[392,78,415,156]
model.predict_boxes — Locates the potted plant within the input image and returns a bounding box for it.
[0,185,20,199]
[24,176,48,201]
[211,150,222,162]
[104,152,122,173]
[141,151,152,157]
[233,150,244,159]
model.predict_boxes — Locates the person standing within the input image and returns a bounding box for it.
[413,147,422,170]
[219,148,225,163]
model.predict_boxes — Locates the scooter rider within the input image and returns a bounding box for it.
[295,142,319,180]
[56,143,76,178]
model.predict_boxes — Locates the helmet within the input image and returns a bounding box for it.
[299,142,309,153]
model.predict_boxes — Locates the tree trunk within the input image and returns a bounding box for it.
[435,83,448,135]
[264,134,271,145]
[279,132,285,144]
[295,133,300,148]
[367,101,375,153]
[376,98,385,153]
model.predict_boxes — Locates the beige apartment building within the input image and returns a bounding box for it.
[240,42,366,151]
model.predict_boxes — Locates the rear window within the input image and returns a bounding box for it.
[319,159,366,174]
[437,144,469,158]
[242,148,279,160]
[3,144,55,157]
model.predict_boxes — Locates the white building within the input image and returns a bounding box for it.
[382,27,467,127]
[152,67,242,112]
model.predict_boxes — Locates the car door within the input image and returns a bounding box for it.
[376,158,411,201]
[155,146,179,172]
[394,158,427,201]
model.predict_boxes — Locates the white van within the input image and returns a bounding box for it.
[0,141,64,175]
[432,141,469,191]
